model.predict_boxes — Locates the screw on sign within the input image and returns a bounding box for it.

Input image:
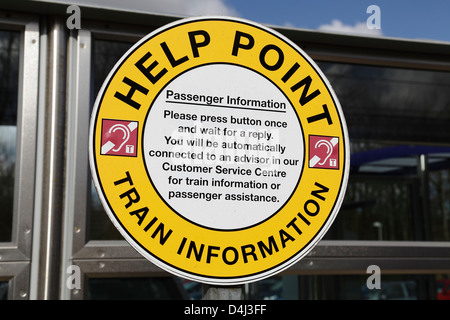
[89,16,349,285]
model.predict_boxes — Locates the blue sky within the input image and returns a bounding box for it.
[46,0,450,43]
[222,0,450,42]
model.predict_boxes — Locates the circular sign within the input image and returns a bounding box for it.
[89,16,349,285]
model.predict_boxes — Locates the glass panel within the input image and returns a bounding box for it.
[317,62,450,144]
[0,30,20,242]
[327,177,414,240]
[298,274,440,300]
[181,275,299,300]
[326,141,417,240]
[88,51,450,242]
[430,169,450,241]
[317,62,450,241]
[87,277,188,300]
[89,39,134,240]
[246,275,298,300]
[0,281,8,300]
[436,275,450,300]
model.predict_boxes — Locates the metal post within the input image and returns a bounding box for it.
[35,16,67,300]
[202,284,243,300]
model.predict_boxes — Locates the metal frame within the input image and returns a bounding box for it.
[61,26,91,300]
[58,16,450,300]
[0,12,39,300]
[0,1,446,301]
[62,21,158,300]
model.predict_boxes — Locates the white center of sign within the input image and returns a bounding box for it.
[143,64,304,230]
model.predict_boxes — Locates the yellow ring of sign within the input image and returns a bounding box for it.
[89,16,349,285]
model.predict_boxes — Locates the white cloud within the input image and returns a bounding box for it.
[181,0,240,16]
[283,22,296,28]
[318,19,382,36]
[125,0,240,17]
[41,0,240,17]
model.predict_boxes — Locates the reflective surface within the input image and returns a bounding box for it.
[88,277,188,300]
[0,281,7,300]
[0,30,20,242]
[89,39,133,240]
[298,274,438,300]
[318,62,450,241]
[430,168,450,241]
[318,62,450,143]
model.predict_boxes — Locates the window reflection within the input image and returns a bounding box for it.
[0,30,20,242]
[89,179,122,240]
[88,277,188,300]
[85,273,449,300]
[430,169,450,241]
[318,62,450,143]
[317,62,450,241]
[0,281,7,300]
[327,167,414,240]
[92,38,134,96]
[436,276,450,300]
[89,38,134,240]
[326,142,450,241]
[299,274,436,300]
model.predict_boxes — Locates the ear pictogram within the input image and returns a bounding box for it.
[101,120,138,156]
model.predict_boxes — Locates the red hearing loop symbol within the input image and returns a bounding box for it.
[101,119,138,156]
[309,135,339,169]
